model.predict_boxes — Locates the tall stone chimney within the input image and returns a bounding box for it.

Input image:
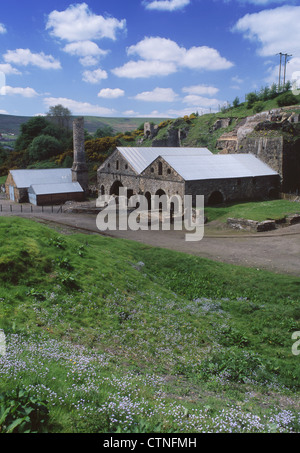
[72,117,88,193]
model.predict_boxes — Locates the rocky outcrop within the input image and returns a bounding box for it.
[217,107,300,153]
[211,118,232,131]
[144,122,159,140]
[227,218,276,232]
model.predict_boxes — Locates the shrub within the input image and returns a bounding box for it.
[28,135,63,161]
[276,92,298,107]
[253,101,265,114]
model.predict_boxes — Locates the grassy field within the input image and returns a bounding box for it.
[205,200,300,223]
[0,216,299,433]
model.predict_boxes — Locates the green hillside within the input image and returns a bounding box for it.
[0,217,299,433]
[0,113,168,136]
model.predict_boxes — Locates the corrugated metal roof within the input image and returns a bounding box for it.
[162,154,278,181]
[28,182,83,195]
[117,147,212,174]
[10,169,72,188]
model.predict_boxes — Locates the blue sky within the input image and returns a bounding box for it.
[0,0,300,118]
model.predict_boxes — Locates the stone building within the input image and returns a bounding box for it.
[97,147,279,205]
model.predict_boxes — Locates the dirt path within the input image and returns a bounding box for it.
[1,197,300,276]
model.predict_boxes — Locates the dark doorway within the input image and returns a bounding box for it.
[208,190,224,205]
[110,180,123,196]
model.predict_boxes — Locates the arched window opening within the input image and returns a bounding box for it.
[158,162,163,176]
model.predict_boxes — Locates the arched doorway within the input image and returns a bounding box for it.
[100,185,105,196]
[110,180,123,196]
[155,189,166,213]
[208,190,224,205]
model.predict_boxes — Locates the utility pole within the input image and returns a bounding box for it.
[277,52,292,91]
[283,53,292,87]
[277,52,283,91]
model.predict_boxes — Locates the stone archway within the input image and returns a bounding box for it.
[155,189,167,213]
[208,190,224,205]
[110,180,123,196]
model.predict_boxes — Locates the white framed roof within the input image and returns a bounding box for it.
[28,182,83,196]
[162,154,278,181]
[10,169,72,188]
[116,147,212,174]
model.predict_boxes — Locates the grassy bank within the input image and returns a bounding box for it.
[0,217,299,433]
[205,199,300,223]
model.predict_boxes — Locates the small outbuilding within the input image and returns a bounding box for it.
[28,182,84,206]
[5,169,85,204]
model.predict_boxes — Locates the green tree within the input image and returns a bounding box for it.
[260,86,270,101]
[269,83,278,99]
[246,92,258,109]
[28,135,63,161]
[46,104,72,130]
[14,116,50,152]
[94,125,115,138]
[232,96,240,108]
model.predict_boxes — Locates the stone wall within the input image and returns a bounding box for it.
[185,174,280,205]
[239,134,300,192]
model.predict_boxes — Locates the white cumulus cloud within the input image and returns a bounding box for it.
[143,0,190,11]
[43,96,116,116]
[82,68,108,84]
[114,36,233,78]
[135,87,178,102]
[0,64,21,75]
[233,5,300,57]
[98,88,125,99]
[112,59,177,78]
[182,85,219,96]
[0,85,38,97]
[4,49,61,70]
[46,3,126,42]
[182,94,222,108]
[63,41,108,58]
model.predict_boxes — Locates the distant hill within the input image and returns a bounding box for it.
[0,114,169,136]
